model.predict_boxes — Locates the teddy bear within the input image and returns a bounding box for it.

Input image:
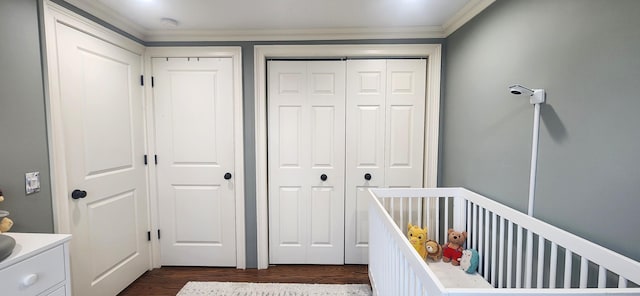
[425,239,442,261]
[0,190,14,233]
[407,223,428,260]
[442,228,466,265]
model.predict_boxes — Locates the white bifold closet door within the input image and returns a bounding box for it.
[344,59,427,264]
[268,59,425,265]
[268,60,346,264]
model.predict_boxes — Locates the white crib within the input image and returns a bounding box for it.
[368,187,640,295]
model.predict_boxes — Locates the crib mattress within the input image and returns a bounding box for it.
[427,261,494,289]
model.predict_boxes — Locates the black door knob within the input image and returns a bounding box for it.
[224,172,232,180]
[364,173,372,181]
[71,189,87,199]
[320,174,328,181]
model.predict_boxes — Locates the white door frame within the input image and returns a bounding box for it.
[144,47,246,269]
[43,0,147,236]
[254,44,442,269]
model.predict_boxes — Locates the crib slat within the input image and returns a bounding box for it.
[409,198,414,227]
[473,204,478,249]
[417,198,423,230]
[491,212,497,286]
[564,249,573,288]
[507,221,514,288]
[580,256,588,288]
[536,235,545,288]
[525,230,533,288]
[478,207,484,274]
[435,197,440,242]
[597,266,606,288]
[423,198,428,237]
[400,199,405,233]
[484,209,490,280]
[550,242,558,288]
[498,216,506,288]
[390,198,395,225]
[466,200,471,248]
[516,226,523,288]
[401,258,406,296]
[619,276,627,288]
[444,196,450,237]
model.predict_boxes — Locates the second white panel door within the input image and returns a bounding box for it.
[153,57,236,266]
[268,60,346,264]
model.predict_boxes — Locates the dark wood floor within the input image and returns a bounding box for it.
[117,265,369,296]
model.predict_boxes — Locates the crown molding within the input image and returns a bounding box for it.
[55,0,147,40]
[142,26,446,42]
[442,0,496,36]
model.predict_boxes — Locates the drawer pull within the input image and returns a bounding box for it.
[22,273,39,287]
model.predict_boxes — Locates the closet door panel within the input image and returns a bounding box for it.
[268,61,308,263]
[345,60,386,264]
[385,59,426,187]
[268,60,345,264]
[306,61,345,264]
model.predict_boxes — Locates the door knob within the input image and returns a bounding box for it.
[320,174,328,181]
[224,172,232,180]
[71,189,87,199]
[364,173,372,181]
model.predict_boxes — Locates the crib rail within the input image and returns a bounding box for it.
[369,187,640,295]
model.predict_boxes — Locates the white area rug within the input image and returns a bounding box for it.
[177,281,372,296]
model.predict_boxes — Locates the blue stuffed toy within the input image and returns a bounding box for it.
[459,249,479,274]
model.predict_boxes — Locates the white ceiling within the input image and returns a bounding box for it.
[61,0,494,41]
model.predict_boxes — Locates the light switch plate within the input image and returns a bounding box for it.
[25,172,40,195]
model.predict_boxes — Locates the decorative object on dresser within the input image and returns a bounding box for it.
[0,189,15,233]
[0,233,71,296]
[0,234,15,262]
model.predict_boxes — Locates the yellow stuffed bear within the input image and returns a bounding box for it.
[0,190,14,233]
[407,223,428,260]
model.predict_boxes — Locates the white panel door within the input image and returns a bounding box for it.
[345,60,387,264]
[56,24,149,296]
[153,58,236,266]
[268,60,346,264]
[345,59,426,264]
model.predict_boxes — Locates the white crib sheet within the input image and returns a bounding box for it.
[427,261,494,289]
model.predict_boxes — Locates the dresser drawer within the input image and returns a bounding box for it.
[0,245,66,295]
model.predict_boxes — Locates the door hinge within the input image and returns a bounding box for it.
[154,155,158,165]
[157,229,161,240]
[144,155,148,165]
[147,231,151,241]
[140,75,144,86]
[151,76,155,88]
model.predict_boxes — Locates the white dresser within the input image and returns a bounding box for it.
[0,233,72,296]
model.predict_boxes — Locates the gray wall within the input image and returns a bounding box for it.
[0,0,54,233]
[443,0,640,262]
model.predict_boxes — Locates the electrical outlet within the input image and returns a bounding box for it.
[25,172,40,195]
